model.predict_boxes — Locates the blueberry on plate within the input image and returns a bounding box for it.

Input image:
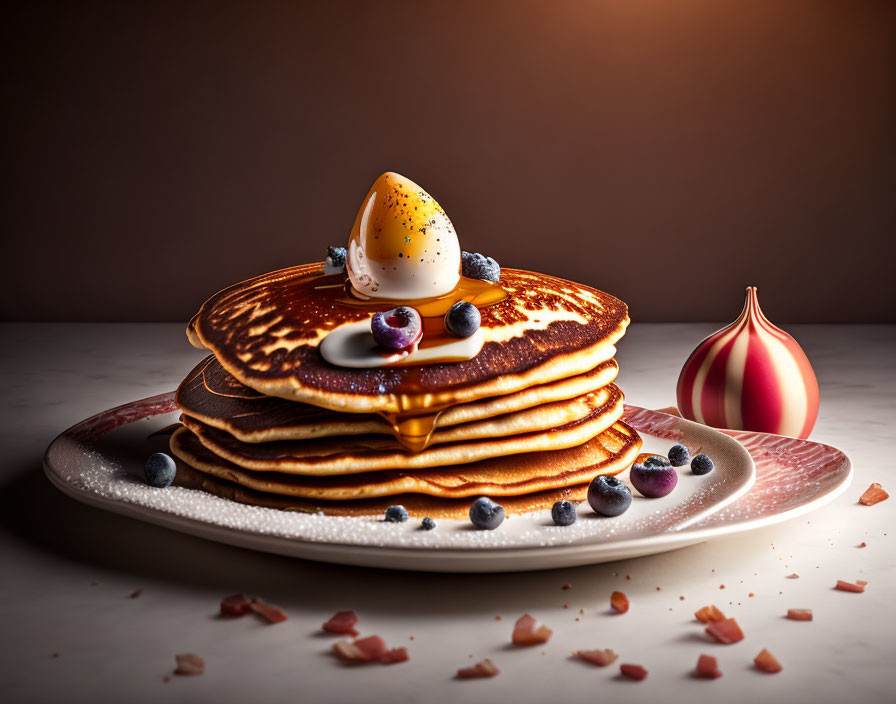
[326,245,347,270]
[551,500,577,526]
[587,475,632,517]
[643,455,671,468]
[384,505,409,523]
[469,497,505,530]
[371,306,422,351]
[668,444,690,467]
[144,452,176,488]
[690,454,715,475]
[421,517,436,530]
[444,301,481,338]
[461,251,500,283]
[629,463,678,498]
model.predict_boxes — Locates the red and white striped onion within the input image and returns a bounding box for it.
[676,287,819,439]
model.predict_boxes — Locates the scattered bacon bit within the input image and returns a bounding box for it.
[859,542,867,548]
[562,604,569,609]
[52,652,60,658]
[90,580,99,586]
[322,610,359,636]
[494,615,502,620]
[705,617,745,644]
[786,609,813,621]
[163,676,171,683]
[333,635,389,663]
[174,653,205,675]
[220,594,251,616]
[719,584,725,589]
[379,647,409,664]
[610,591,629,614]
[512,614,552,646]
[620,663,648,681]
[859,483,888,506]
[694,605,726,623]
[562,583,572,590]
[248,598,288,623]
[129,588,143,599]
[835,579,867,593]
[754,648,782,673]
[625,575,631,580]
[696,654,722,679]
[575,649,618,666]
[786,573,799,579]
[457,658,499,679]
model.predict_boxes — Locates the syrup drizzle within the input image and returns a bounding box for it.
[325,272,507,452]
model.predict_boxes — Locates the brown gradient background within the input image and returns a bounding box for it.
[3,0,894,322]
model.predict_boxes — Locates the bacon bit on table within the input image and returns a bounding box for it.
[512,614,552,646]
[694,605,726,623]
[786,573,800,579]
[859,542,867,548]
[322,610,359,636]
[610,591,629,614]
[457,659,499,679]
[835,579,868,593]
[786,609,813,621]
[574,649,619,666]
[174,653,205,676]
[248,598,288,623]
[620,663,648,681]
[129,588,143,599]
[334,635,388,663]
[562,583,572,590]
[378,647,410,665]
[754,648,782,673]
[220,594,251,616]
[705,617,745,644]
[696,654,722,679]
[859,483,888,506]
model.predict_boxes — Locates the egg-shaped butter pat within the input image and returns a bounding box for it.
[347,172,461,299]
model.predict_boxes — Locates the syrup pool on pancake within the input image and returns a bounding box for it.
[320,171,505,369]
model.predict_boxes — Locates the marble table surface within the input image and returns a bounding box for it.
[0,322,893,704]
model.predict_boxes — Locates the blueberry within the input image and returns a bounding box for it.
[461,251,500,283]
[144,452,176,488]
[690,454,715,475]
[587,475,632,517]
[421,517,436,530]
[371,306,422,351]
[384,505,409,523]
[444,301,481,338]
[668,444,690,467]
[469,497,505,530]
[643,455,671,468]
[629,463,678,498]
[551,500,577,526]
[326,245,346,269]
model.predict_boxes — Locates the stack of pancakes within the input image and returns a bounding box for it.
[170,265,641,518]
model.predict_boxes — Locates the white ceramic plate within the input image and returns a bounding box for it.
[43,393,848,572]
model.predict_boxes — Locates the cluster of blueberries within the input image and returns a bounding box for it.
[326,245,501,352]
[384,444,715,530]
[370,251,500,351]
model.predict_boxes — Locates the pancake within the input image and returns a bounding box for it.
[170,420,641,500]
[177,355,620,444]
[179,383,625,476]
[187,265,629,414]
[173,459,592,519]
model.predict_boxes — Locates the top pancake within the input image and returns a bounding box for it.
[188,264,629,413]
